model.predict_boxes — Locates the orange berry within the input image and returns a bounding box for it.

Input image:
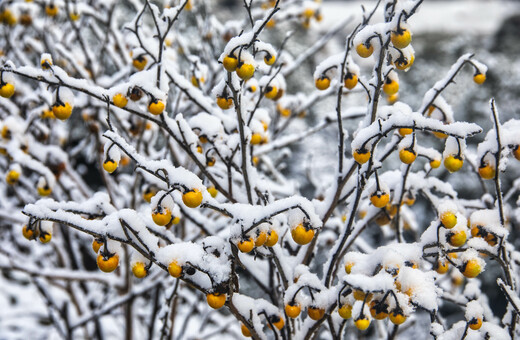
[168,261,182,278]
[338,304,352,319]
[97,253,119,273]
[206,293,226,309]
[291,224,314,245]
[469,317,483,330]
[307,306,325,320]
[391,29,412,49]
[237,237,254,253]
[182,189,203,208]
[285,303,301,318]
[356,43,374,58]
[264,230,278,247]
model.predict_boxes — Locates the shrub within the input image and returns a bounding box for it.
[0,0,518,339]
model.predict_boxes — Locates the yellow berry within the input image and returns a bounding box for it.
[277,104,291,117]
[143,187,157,203]
[6,170,20,185]
[389,311,406,325]
[103,160,118,173]
[433,131,448,139]
[315,76,330,91]
[97,254,119,273]
[353,290,370,301]
[168,260,182,278]
[182,189,203,208]
[206,293,226,309]
[236,63,255,80]
[473,73,486,85]
[307,307,325,321]
[241,323,251,337]
[354,317,371,331]
[92,239,103,253]
[40,56,53,70]
[1,9,17,26]
[0,82,15,98]
[469,317,483,330]
[291,224,315,245]
[471,225,481,238]
[133,56,147,71]
[395,55,414,71]
[69,11,80,21]
[353,149,371,164]
[430,158,441,169]
[303,7,314,19]
[45,4,58,17]
[264,86,279,100]
[391,29,412,49]
[344,73,358,90]
[41,109,55,119]
[270,315,284,330]
[206,157,216,167]
[478,164,495,180]
[217,96,233,110]
[345,261,354,274]
[112,93,128,108]
[52,102,73,120]
[440,211,457,229]
[22,225,35,240]
[399,128,413,136]
[436,259,449,274]
[132,262,148,278]
[514,146,520,161]
[383,78,399,96]
[462,259,481,278]
[285,303,301,318]
[250,133,262,145]
[223,55,238,72]
[38,232,52,243]
[148,99,165,115]
[388,93,399,104]
[264,230,278,247]
[338,304,353,319]
[370,192,390,208]
[444,155,464,172]
[191,75,200,87]
[152,207,172,226]
[404,195,415,206]
[370,301,388,320]
[485,233,497,246]
[448,230,467,247]
[264,54,276,66]
[452,273,464,286]
[448,252,458,260]
[255,231,267,247]
[38,185,52,196]
[208,186,218,198]
[356,43,374,58]
[237,237,254,253]
[399,148,416,164]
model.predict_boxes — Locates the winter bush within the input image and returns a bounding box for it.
[0,0,519,339]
